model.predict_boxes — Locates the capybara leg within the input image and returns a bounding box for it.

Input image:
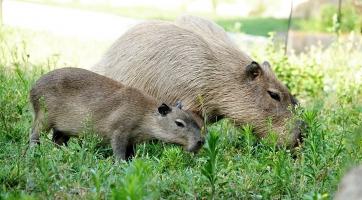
[52,129,70,146]
[30,126,40,146]
[111,133,128,160]
[30,112,49,146]
[125,144,135,160]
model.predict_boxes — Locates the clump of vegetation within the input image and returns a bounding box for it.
[262,37,324,99]
[320,3,361,33]
[0,26,361,199]
[201,128,220,199]
[295,2,362,34]
[111,159,159,200]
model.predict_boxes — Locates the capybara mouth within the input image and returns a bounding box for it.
[186,139,205,153]
[292,120,307,148]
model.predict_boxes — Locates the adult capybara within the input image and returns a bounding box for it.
[29,68,204,160]
[92,15,302,147]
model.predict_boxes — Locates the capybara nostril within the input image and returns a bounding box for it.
[197,139,205,147]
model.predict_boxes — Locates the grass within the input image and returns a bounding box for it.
[201,129,220,200]
[0,26,361,199]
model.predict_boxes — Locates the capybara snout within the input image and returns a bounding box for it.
[186,134,205,153]
[185,132,205,153]
[291,120,307,148]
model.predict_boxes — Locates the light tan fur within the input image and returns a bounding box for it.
[92,15,302,147]
[29,68,204,160]
[335,165,362,200]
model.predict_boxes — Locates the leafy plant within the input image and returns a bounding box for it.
[111,159,159,200]
[201,129,220,200]
[320,4,360,33]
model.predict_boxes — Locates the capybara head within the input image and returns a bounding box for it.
[154,102,205,152]
[212,61,303,147]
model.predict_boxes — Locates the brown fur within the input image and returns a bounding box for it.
[92,15,302,147]
[29,67,204,160]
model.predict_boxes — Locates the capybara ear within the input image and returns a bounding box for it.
[262,61,271,69]
[176,101,183,109]
[246,61,262,80]
[158,103,172,116]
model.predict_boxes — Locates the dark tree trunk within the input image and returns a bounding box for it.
[338,0,342,25]
[337,0,342,34]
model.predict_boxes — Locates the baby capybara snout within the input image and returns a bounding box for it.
[292,120,307,148]
[185,129,205,153]
[187,137,205,153]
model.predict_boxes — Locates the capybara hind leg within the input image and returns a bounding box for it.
[111,133,128,160]
[52,129,70,146]
[30,112,49,146]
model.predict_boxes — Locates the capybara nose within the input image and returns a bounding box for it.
[188,138,205,153]
[197,138,205,147]
[293,120,307,148]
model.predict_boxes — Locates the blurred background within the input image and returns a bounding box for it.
[1,0,361,67]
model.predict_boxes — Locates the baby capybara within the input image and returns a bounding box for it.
[29,68,204,160]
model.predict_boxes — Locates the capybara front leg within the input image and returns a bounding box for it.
[111,133,129,160]
[30,112,49,146]
[30,126,40,146]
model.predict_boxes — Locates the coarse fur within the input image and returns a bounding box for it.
[29,67,204,160]
[92,15,302,147]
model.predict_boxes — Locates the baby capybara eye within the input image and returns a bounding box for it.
[175,119,186,128]
[268,91,281,102]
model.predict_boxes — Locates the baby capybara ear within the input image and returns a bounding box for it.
[262,61,271,69]
[158,103,172,116]
[176,101,183,109]
[246,61,262,80]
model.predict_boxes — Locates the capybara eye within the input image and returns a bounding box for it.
[268,91,281,102]
[175,119,186,128]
